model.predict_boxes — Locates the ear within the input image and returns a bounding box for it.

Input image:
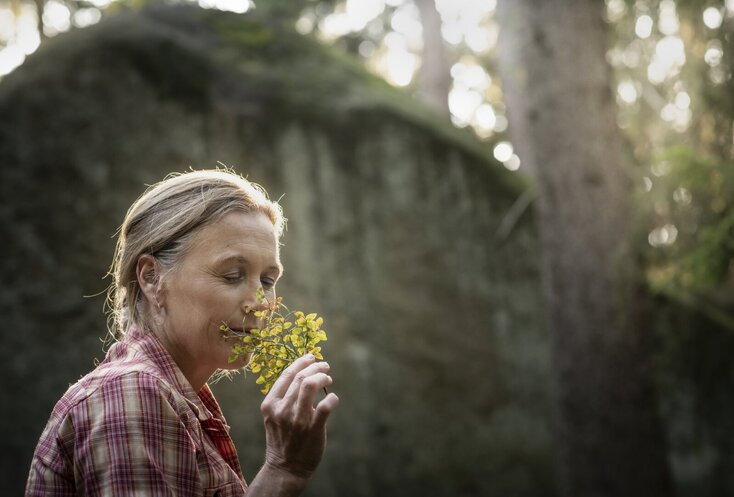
[136,254,161,308]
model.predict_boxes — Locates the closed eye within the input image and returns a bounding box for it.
[223,273,244,282]
[261,277,276,289]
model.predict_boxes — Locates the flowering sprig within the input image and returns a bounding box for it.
[220,287,328,394]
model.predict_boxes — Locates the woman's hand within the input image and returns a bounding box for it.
[259,354,340,482]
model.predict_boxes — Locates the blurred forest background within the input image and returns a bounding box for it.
[1,0,734,496]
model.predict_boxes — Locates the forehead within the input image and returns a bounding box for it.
[186,211,280,262]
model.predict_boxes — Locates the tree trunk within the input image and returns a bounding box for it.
[495,1,673,496]
[415,0,450,116]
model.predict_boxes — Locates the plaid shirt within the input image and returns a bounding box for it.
[26,327,247,496]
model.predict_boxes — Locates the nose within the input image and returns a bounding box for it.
[242,283,268,314]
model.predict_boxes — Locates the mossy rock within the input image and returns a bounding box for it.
[0,5,550,497]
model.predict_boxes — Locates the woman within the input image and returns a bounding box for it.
[26,170,339,496]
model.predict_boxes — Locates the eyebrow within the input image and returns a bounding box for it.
[216,255,283,275]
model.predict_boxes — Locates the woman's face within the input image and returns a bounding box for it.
[158,210,282,388]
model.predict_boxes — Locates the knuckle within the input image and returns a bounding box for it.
[291,416,309,432]
[273,404,289,421]
[302,373,326,391]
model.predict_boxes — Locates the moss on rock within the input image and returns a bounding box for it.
[0,6,543,497]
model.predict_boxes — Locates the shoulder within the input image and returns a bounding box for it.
[51,369,204,472]
[28,369,193,494]
[67,367,193,429]
[29,372,218,496]
[55,364,174,414]
[39,365,199,454]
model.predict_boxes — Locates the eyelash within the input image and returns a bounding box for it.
[223,273,276,289]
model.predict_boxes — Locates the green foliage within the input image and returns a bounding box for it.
[685,211,734,289]
[220,288,327,394]
[250,0,333,22]
[644,147,734,293]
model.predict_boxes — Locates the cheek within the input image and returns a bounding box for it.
[204,289,248,328]
[168,284,226,325]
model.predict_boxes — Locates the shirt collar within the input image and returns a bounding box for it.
[117,327,223,423]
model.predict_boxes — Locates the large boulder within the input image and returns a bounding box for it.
[0,5,551,496]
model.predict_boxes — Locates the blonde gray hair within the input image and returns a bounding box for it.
[107,169,285,335]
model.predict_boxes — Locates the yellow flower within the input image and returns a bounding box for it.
[222,292,329,394]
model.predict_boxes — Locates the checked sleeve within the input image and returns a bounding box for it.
[28,372,204,497]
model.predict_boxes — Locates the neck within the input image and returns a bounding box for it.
[151,326,214,392]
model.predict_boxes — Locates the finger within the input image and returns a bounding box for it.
[312,393,340,429]
[267,354,316,399]
[282,361,330,403]
[294,372,333,419]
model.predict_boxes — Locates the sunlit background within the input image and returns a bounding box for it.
[0,0,725,143]
[1,0,733,281]
[0,0,503,148]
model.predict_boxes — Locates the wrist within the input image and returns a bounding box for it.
[247,462,310,497]
[260,461,311,490]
